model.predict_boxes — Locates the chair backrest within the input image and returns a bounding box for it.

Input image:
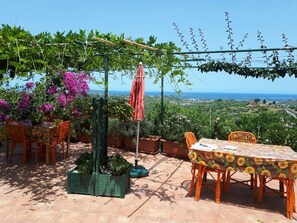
[228,131,257,143]
[184,132,197,151]
[56,121,71,143]
[5,120,27,142]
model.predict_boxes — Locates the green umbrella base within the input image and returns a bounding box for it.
[130,165,149,178]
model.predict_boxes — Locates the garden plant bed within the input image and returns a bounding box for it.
[67,169,130,198]
[124,136,160,155]
[161,139,189,159]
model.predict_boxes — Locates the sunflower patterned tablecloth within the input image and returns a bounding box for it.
[189,138,297,180]
[26,124,57,144]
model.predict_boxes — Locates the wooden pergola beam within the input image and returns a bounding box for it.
[93,37,116,46]
[123,39,158,51]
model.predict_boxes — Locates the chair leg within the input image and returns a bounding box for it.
[258,175,265,203]
[62,142,65,159]
[250,174,254,189]
[22,143,30,163]
[286,179,294,219]
[293,185,296,213]
[187,165,196,196]
[51,146,56,165]
[203,172,207,183]
[222,171,227,194]
[225,171,231,193]
[253,175,259,200]
[5,138,9,159]
[215,172,221,203]
[9,142,15,162]
[195,165,206,201]
[35,143,42,162]
[279,180,285,198]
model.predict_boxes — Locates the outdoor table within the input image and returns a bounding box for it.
[189,138,297,219]
[0,122,70,165]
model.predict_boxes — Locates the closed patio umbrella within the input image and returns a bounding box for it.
[128,62,149,178]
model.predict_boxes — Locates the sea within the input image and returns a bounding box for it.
[88,90,297,101]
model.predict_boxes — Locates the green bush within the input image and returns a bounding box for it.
[75,152,93,174]
[107,153,133,176]
[74,152,133,176]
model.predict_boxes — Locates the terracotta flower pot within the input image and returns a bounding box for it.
[108,133,125,148]
[125,136,160,154]
[161,139,188,159]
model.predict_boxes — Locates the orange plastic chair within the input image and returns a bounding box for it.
[228,131,257,143]
[5,120,32,163]
[49,121,71,165]
[226,131,257,192]
[258,175,295,219]
[184,132,225,203]
[184,132,199,196]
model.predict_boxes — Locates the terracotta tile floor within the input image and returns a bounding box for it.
[0,142,296,223]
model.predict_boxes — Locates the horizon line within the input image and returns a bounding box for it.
[89,89,297,95]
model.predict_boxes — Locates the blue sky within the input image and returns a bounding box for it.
[1,0,297,94]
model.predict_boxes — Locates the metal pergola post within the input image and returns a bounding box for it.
[160,73,165,137]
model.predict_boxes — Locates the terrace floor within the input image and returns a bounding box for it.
[0,142,296,223]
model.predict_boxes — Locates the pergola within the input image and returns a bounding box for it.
[1,24,297,165]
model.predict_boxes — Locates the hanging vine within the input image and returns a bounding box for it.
[257,31,269,66]
[225,12,236,63]
[0,24,187,92]
[173,12,297,81]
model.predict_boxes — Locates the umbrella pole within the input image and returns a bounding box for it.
[130,120,148,178]
[135,120,140,167]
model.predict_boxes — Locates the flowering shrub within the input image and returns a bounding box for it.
[0,71,91,122]
[0,84,35,121]
[161,114,191,143]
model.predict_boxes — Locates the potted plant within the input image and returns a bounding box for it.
[107,98,133,148]
[123,120,160,154]
[108,118,126,148]
[71,96,93,143]
[67,152,132,198]
[160,114,190,159]
[68,97,132,198]
[107,97,133,121]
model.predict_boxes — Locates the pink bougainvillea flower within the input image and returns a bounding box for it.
[37,103,55,114]
[57,93,67,107]
[18,93,30,112]
[72,109,81,117]
[47,85,58,94]
[0,99,10,110]
[25,82,35,89]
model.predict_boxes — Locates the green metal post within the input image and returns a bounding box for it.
[92,98,99,173]
[160,73,165,141]
[103,54,108,158]
[104,54,108,100]
[160,74,164,126]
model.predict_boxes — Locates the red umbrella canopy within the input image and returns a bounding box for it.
[129,62,145,121]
